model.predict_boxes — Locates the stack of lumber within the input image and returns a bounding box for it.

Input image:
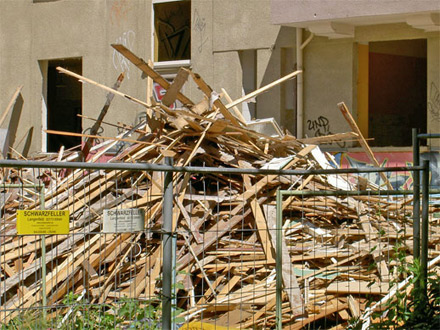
[0,45,432,329]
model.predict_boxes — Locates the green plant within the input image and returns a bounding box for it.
[374,261,440,328]
[1,310,48,330]
[347,237,440,330]
[3,270,187,329]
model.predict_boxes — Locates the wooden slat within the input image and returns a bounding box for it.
[111,44,193,106]
[338,102,393,190]
[161,68,189,106]
[82,72,125,158]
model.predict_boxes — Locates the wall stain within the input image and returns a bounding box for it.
[110,0,131,27]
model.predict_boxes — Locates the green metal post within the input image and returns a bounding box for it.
[171,232,177,330]
[276,189,283,329]
[162,157,173,330]
[421,160,430,300]
[413,128,420,261]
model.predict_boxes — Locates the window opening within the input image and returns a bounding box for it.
[45,58,82,152]
[368,39,427,147]
[153,0,191,63]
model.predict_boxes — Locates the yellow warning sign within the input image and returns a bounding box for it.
[17,210,70,235]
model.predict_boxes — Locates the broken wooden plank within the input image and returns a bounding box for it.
[111,44,193,106]
[161,68,189,107]
[338,102,393,190]
[82,72,125,158]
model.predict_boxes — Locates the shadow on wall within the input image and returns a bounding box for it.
[21,127,34,159]
[8,93,24,154]
[246,26,297,135]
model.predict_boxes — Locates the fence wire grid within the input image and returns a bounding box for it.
[0,161,436,329]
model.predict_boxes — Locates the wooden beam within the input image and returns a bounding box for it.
[45,129,161,147]
[82,73,125,158]
[220,88,247,125]
[338,102,393,190]
[57,67,161,112]
[185,69,242,127]
[298,132,359,145]
[111,44,193,106]
[162,68,189,107]
[225,70,301,110]
[264,204,304,317]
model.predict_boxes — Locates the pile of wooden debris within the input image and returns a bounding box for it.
[0,44,435,329]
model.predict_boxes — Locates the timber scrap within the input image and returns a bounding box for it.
[0,44,433,329]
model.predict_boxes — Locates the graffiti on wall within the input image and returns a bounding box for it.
[307,116,346,148]
[428,82,440,122]
[193,9,208,53]
[112,30,135,79]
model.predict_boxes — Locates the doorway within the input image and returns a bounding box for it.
[44,58,82,152]
[368,39,427,147]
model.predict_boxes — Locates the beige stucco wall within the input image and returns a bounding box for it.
[271,0,440,26]
[303,37,355,139]
[300,22,440,147]
[0,0,152,155]
[1,0,438,155]
[1,0,291,155]
[192,0,291,126]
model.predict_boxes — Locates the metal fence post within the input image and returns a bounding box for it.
[421,159,430,300]
[412,128,420,261]
[162,157,173,330]
[40,185,47,321]
[276,189,282,330]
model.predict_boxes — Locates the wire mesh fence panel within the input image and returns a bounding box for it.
[0,161,433,329]
[276,170,417,329]
[0,166,165,329]
[174,171,278,329]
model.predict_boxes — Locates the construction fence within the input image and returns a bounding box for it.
[0,159,436,329]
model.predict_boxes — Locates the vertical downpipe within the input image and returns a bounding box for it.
[162,157,173,330]
[296,28,303,138]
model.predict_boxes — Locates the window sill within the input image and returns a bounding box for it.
[153,60,191,70]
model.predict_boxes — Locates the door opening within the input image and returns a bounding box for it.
[45,58,82,152]
[368,39,427,147]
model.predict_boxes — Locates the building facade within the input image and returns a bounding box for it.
[0,0,439,158]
